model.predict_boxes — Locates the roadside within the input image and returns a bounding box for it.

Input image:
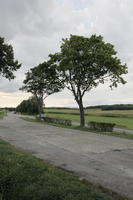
[73,122,133,134]
[0,112,133,198]
[17,112,133,135]
[1,138,131,200]
[21,117,133,140]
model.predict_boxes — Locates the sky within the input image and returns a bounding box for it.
[0,0,133,108]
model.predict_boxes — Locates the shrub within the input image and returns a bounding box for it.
[43,117,71,126]
[88,121,115,132]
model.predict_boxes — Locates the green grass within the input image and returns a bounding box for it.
[20,117,133,140]
[0,111,7,120]
[45,112,133,130]
[0,138,132,200]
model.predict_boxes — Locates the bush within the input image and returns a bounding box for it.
[43,117,71,126]
[88,121,115,132]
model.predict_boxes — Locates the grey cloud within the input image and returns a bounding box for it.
[0,0,133,107]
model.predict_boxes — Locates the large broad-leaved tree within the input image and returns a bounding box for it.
[20,61,63,117]
[49,34,128,127]
[0,37,21,79]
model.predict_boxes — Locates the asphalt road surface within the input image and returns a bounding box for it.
[0,113,133,198]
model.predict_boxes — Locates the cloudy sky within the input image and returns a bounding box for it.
[0,0,133,108]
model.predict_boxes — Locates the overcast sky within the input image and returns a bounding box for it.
[0,0,133,108]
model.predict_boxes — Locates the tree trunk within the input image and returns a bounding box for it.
[38,103,42,118]
[78,98,85,127]
[39,97,43,118]
[36,96,43,118]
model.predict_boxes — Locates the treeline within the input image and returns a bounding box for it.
[86,104,133,110]
[0,107,16,111]
[16,96,39,114]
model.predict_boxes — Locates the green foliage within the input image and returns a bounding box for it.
[49,34,127,126]
[86,104,133,110]
[16,96,39,114]
[102,104,133,110]
[43,117,71,126]
[0,37,21,79]
[0,139,131,200]
[88,121,115,132]
[20,61,63,116]
[46,112,133,130]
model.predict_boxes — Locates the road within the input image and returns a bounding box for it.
[0,113,133,198]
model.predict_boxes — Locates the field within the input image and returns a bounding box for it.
[45,109,133,130]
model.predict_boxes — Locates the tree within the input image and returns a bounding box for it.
[0,37,21,79]
[20,61,63,117]
[49,34,128,127]
[16,96,39,114]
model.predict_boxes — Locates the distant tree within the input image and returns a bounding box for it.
[20,61,63,117]
[49,34,128,127]
[16,96,39,114]
[0,37,21,79]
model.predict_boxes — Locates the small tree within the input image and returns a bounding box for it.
[0,37,21,79]
[49,35,127,127]
[20,61,63,117]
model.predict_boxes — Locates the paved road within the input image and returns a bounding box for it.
[0,113,133,198]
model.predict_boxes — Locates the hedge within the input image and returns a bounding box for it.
[88,121,115,132]
[43,117,71,126]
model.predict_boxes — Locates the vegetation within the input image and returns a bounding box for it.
[43,117,71,126]
[86,104,133,110]
[16,96,39,115]
[88,121,115,132]
[0,36,21,79]
[46,110,133,129]
[101,104,133,110]
[49,34,127,127]
[21,117,133,140]
[0,139,131,200]
[20,61,63,118]
[0,111,6,119]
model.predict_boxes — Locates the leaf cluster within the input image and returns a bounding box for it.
[20,61,63,99]
[0,37,21,79]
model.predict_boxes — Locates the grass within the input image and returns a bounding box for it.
[0,111,7,120]
[45,108,133,117]
[44,109,133,130]
[0,138,132,200]
[20,117,133,140]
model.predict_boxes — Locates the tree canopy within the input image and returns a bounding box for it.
[0,37,21,79]
[20,61,63,117]
[16,96,39,114]
[49,34,128,126]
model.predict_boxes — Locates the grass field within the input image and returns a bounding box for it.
[45,109,133,130]
[0,138,131,200]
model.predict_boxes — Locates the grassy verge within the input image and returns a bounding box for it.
[0,138,132,200]
[20,117,133,140]
[46,112,133,130]
[0,112,7,120]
